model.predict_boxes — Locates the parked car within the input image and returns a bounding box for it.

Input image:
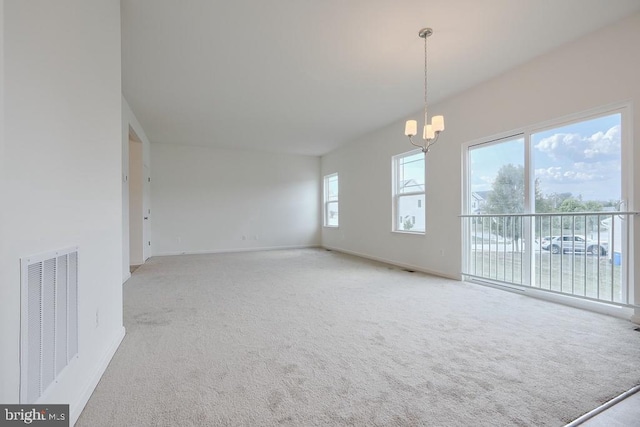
[540,236,553,251]
[543,235,607,255]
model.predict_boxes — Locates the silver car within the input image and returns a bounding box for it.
[544,235,608,255]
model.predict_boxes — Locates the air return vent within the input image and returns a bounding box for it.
[20,247,79,403]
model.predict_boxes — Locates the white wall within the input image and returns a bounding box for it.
[151,143,320,255]
[121,97,151,282]
[321,12,640,304]
[0,0,6,407]
[0,0,124,423]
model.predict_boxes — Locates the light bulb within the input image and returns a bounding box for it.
[424,124,435,140]
[432,115,445,132]
[404,120,418,137]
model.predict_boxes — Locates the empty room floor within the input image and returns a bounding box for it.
[77,249,640,426]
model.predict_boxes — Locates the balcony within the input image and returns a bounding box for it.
[461,212,638,308]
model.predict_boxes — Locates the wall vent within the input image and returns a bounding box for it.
[20,247,79,403]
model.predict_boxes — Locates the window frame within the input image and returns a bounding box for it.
[323,173,339,228]
[463,104,629,217]
[461,103,631,286]
[392,149,426,234]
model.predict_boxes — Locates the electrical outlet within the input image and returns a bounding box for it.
[95,309,100,328]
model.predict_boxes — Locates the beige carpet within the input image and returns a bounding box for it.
[77,249,640,426]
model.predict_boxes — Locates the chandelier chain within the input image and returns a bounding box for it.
[423,32,428,128]
[404,26,443,153]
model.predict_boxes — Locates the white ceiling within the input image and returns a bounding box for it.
[121,0,640,156]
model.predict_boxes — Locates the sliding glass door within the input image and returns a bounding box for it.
[467,136,525,284]
[531,113,623,300]
[463,108,632,306]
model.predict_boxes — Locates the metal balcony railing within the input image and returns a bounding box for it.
[461,211,639,308]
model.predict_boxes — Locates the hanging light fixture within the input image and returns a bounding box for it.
[404,27,445,153]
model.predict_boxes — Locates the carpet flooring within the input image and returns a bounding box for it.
[77,249,640,426]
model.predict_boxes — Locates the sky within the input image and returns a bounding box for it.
[470,113,621,205]
[398,152,424,193]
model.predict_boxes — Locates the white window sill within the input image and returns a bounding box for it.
[323,225,339,229]
[391,230,425,236]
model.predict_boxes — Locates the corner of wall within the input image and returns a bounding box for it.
[69,327,125,425]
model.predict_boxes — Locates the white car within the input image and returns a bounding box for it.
[544,235,608,255]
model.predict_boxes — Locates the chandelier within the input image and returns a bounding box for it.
[404,27,444,153]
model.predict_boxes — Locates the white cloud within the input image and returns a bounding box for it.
[535,160,617,184]
[584,125,621,158]
[561,170,598,181]
[534,133,582,160]
[535,166,563,181]
[534,125,620,162]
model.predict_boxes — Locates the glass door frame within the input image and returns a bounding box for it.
[462,102,632,300]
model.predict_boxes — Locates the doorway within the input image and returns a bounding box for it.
[129,131,144,269]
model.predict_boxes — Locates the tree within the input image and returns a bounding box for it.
[557,197,587,232]
[485,164,524,250]
[584,200,603,235]
[534,178,553,213]
[558,197,586,213]
[584,201,603,212]
[548,192,572,210]
[486,164,524,214]
[534,178,554,239]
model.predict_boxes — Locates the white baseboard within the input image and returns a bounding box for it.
[122,271,131,284]
[153,244,321,258]
[322,245,462,281]
[70,326,126,426]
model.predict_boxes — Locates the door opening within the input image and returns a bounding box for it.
[128,131,144,269]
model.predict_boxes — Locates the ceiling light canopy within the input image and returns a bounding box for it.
[404,27,445,154]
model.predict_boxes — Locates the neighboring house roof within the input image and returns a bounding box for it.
[400,179,424,192]
[471,191,491,214]
[473,191,492,201]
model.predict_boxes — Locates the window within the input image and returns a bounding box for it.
[323,173,339,227]
[469,137,525,215]
[393,150,425,233]
[463,107,629,302]
[467,112,622,217]
[532,113,621,213]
